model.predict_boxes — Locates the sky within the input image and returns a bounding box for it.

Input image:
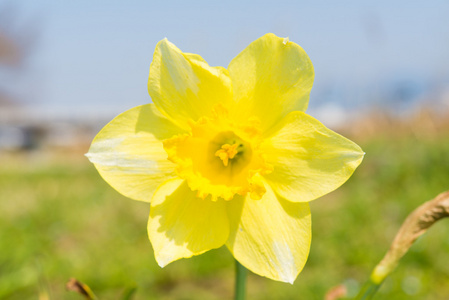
[3,0,449,119]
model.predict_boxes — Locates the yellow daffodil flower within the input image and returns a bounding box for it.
[86,33,364,283]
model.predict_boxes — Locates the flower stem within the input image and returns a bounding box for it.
[353,279,381,300]
[354,190,449,300]
[234,260,247,300]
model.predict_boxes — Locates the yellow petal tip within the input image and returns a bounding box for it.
[156,260,167,268]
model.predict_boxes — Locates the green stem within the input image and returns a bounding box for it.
[353,279,381,300]
[234,260,247,300]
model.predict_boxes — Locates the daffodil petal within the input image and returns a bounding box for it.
[148,179,229,267]
[226,181,311,283]
[228,33,314,132]
[148,39,233,128]
[86,104,182,202]
[262,111,364,203]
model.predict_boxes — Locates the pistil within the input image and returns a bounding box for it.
[215,143,239,167]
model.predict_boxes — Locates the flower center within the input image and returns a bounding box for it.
[163,107,272,201]
[215,143,239,166]
[211,131,251,170]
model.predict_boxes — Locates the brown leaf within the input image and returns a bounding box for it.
[325,284,347,300]
[66,278,97,300]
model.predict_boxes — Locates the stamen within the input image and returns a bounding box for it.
[215,143,239,166]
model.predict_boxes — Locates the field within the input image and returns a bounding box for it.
[1,129,449,299]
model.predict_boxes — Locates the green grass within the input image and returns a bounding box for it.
[1,134,449,299]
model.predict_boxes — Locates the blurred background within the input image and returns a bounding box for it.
[1,1,449,299]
